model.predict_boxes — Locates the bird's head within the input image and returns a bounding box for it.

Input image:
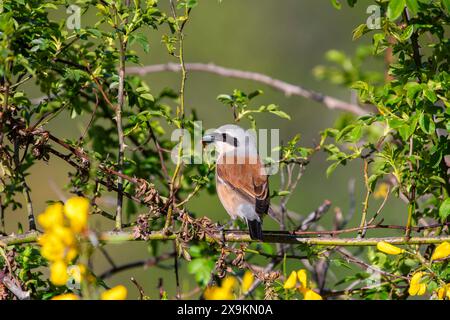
[202,124,258,157]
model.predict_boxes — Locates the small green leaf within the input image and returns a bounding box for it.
[248,90,263,100]
[423,88,437,103]
[387,0,406,20]
[419,113,435,134]
[326,162,340,177]
[439,198,450,220]
[140,93,154,101]
[405,0,419,15]
[352,24,368,41]
[269,110,291,120]
[330,0,342,9]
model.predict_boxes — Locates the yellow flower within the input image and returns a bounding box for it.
[204,286,234,300]
[241,271,254,293]
[64,197,89,232]
[101,285,128,300]
[38,227,78,263]
[376,241,404,255]
[374,183,389,199]
[39,233,66,262]
[51,293,79,300]
[50,260,68,286]
[283,271,297,289]
[52,225,76,247]
[37,202,64,230]
[204,276,237,300]
[409,272,427,296]
[65,247,78,263]
[303,289,323,300]
[437,284,450,300]
[431,242,450,261]
[221,276,237,291]
[297,269,308,288]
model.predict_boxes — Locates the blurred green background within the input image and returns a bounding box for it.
[6,0,408,299]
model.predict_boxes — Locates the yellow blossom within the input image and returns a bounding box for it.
[409,272,427,296]
[52,225,76,247]
[204,276,237,300]
[37,202,64,230]
[38,227,78,263]
[241,271,254,293]
[64,247,78,263]
[222,276,237,291]
[204,286,234,300]
[101,285,128,300]
[431,242,450,261]
[64,197,89,232]
[50,260,68,286]
[296,269,308,288]
[437,284,450,300]
[303,289,323,300]
[374,183,389,199]
[39,233,65,261]
[283,271,297,289]
[376,241,404,255]
[51,293,79,300]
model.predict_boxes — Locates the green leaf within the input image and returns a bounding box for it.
[330,0,342,9]
[387,0,406,20]
[399,25,414,42]
[404,82,422,106]
[352,24,368,41]
[442,0,450,12]
[248,90,263,100]
[269,110,291,120]
[326,161,340,177]
[405,0,419,15]
[419,113,435,134]
[187,258,215,286]
[423,88,437,103]
[439,198,450,220]
[140,93,154,101]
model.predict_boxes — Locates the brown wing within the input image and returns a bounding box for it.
[216,156,270,219]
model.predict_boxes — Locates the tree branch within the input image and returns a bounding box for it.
[127,62,368,115]
[2,230,449,247]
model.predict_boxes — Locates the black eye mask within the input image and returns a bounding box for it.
[220,133,239,147]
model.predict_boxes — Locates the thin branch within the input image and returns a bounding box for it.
[164,4,191,232]
[296,199,332,231]
[113,1,130,231]
[99,252,175,280]
[336,248,407,280]
[358,159,371,238]
[127,62,368,115]
[173,242,181,300]
[2,230,450,247]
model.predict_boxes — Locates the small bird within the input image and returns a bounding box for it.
[202,124,269,241]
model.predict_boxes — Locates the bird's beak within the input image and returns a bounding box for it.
[201,134,215,147]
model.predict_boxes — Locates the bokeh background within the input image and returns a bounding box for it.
[7,0,408,299]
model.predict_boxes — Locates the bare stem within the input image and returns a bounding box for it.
[127,62,368,115]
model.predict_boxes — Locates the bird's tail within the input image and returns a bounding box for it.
[246,219,263,241]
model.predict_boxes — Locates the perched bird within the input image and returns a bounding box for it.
[202,124,269,241]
